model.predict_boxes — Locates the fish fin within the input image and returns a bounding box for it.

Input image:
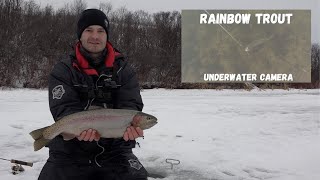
[61,133,76,141]
[33,136,50,151]
[29,126,50,140]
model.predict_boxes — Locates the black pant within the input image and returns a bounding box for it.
[38,151,148,180]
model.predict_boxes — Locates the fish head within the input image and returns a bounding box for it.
[132,112,158,130]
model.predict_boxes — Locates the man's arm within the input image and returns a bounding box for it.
[49,62,102,141]
[48,63,84,121]
[116,60,144,141]
[117,62,144,111]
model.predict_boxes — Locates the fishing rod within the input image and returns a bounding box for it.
[0,157,33,175]
[0,157,33,166]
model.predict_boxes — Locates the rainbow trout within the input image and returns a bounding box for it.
[29,108,157,151]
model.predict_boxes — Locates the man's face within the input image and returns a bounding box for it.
[80,25,107,55]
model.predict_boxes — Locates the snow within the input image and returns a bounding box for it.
[0,88,319,179]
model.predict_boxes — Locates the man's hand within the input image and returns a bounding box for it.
[77,129,101,142]
[123,126,144,141]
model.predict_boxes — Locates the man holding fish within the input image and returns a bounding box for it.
[36,9,155,180]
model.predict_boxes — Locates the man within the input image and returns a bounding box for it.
[38,9,148,180]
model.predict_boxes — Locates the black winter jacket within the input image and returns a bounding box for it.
[47,42,143,163]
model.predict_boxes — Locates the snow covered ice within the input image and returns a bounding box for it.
[0,89,319,180]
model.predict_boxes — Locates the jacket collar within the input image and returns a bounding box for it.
[74,41,118,75]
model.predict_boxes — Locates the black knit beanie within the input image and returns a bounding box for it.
[77,9,109,40]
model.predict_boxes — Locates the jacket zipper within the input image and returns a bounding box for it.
[93,64,123,167]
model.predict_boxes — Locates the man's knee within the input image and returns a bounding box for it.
[38,161,88,180]
[121,154,149,179]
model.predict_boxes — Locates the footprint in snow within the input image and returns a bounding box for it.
[10,124,24,130]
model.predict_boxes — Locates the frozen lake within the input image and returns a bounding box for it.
[0,89,319,180]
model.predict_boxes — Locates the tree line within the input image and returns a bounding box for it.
[0,0,318,89]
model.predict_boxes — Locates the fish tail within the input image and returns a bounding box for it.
[33,136,50,151]
[29,126,49,140]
